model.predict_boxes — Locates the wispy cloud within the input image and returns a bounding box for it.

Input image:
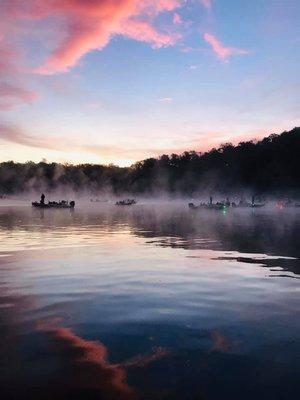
[204,33,248,61]
[159,97,173,103]
[0,36,37,109]
[173,12,182,24]
[0,124,60,151]
[1,123,265,165]
[189,64,201,70]
[201,0,213,10]
[0,82,37,110]
[87,101,103,110]
[0,124,128,156]
[0,123,191,163]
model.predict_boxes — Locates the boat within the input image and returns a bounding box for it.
[115,199,137,206]
[188,202,199,210]
[188,198,265,210]
[188,202,228,210]
[235,196,265,208]
[90,198,108,203]
[189,196,231,211]
[32,200,75,209]
[276,200,300,209]
[235,202,265,208]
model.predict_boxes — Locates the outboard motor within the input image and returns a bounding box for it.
[70,201,75,208]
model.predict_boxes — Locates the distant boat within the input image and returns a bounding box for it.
[188,200,265,210]
[235,196,265,208]
[235,202,265,208]
[32,200,75,209]
[115,199,137,206]
[276,200,300,209]
[188,202,228,210]
[90,198,108,203]
[189,196,231,211]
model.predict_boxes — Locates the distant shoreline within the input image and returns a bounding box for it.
[0,128,299,196]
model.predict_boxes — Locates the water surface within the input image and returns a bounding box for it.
[0,202,299,399]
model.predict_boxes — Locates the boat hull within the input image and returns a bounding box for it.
[32,202,74,209]
[189,203,227,210]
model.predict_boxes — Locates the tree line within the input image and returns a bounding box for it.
[0,127,299,196]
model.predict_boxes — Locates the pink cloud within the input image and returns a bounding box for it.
[0,33,38,109]
[0,82,37,102]
[0,82,38,110]
[203,33,248,60]
[120,18,179,49]
[173,12,182,24]
[0,123,188,161]
[0,0,181,75]
[0,84,38,110]
[1,123,276,165]
[88,101,103,110]
[0,124,57,149]
[201,0,212,10]
[159,97,173,103]
[0,42,17,76]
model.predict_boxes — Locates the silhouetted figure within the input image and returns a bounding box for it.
[251,195,255,206]
[210,196,213,205]
[40,193,45,204]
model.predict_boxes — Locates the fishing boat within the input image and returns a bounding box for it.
[115,199,137,206]
[276,200,300,209]
[189,195,231,210]
[90,198,108,203]
[235,202,265,208]
[32,200,75,209]
[188,202,228,210]
[189,196,265,210]
[235,196,265,208]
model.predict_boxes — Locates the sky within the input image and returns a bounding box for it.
[0,0,299,166]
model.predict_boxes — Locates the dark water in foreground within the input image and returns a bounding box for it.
[0,202,299,400]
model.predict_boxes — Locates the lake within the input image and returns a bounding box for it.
[0,202,299,399]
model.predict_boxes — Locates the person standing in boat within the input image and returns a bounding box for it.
[40,193,45,204]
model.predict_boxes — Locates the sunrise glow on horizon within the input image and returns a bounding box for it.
[0,0,299,166]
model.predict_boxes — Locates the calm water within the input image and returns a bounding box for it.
[0,202,299,400]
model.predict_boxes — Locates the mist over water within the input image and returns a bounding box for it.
[0,201,299,399]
